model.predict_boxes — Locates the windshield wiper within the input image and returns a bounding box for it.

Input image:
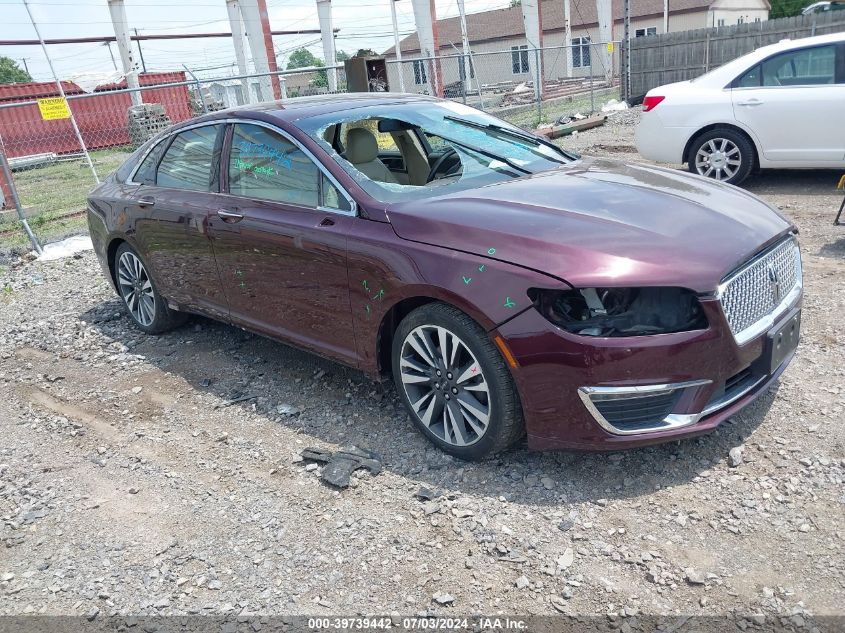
[434,134,532,175]
[444,115,574,160]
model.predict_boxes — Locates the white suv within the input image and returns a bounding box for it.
[634,32,845,185]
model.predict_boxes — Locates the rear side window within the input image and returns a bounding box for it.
[228,123,319,207]
[737,45,837,87]
[157,125,222,192]
[133,139,168,185]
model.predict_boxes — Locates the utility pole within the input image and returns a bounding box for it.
[225,0,251,103]
[520,0,543,101]
[410,0,442,97]
[624,0,631,100]
[315,0,337,92]
[239,0,281,100]
[563,0,572,78]
[107,0,142,105]
[389,0,405,92]
[456,0,472,94]
[134,28,147,73]
[21,0,99,184]
[20,58,30,74]
[664,0,669,33]
[595,0,612,83]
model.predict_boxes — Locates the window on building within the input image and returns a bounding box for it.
[717,18,725,26]
[511,45,529,74]
[754,17,762,22]
[635,27,658,37]
[156,125,222,192]
[572,37,591,68]
[228,123,319,207]
[412,60,427,85]
[737,16,745,24]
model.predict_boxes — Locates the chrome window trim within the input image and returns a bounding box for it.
[126,117,357,217]
[715,236,802,346]
[578,380,712,436]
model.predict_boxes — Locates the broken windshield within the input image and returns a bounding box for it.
[295,101,575,203]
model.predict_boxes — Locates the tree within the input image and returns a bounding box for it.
[509,0,522,6]
[769,0,816,18]
[286,48,322,70]
[336,50,350,62]
[355,48,377,57]
[0,56,32,84]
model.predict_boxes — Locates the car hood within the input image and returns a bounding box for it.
[387,157,793,293]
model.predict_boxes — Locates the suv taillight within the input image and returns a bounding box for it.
[642,95,665,112]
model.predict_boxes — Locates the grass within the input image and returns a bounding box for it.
[1,148,131,256]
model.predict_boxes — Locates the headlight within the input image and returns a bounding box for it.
[528,287,708,337]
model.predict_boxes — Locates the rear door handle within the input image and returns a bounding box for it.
[217,209,244,223]
[737,100,763,106]
[137,195,155,207]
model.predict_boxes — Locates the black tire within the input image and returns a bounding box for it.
[113,242,187,334]
[687,128,755,186]
[391,302,524,461]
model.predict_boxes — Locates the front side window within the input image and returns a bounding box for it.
[228,123,319,207]
[412,60,428,85]
[760,45,836,86]
[156,125,222,192]
[511,45,529,74]
[572,37,591,68]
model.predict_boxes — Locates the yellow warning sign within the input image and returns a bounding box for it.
[606,42,615,53]
[37,97,71,120]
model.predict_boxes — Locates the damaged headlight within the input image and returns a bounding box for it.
[528,287,708,337]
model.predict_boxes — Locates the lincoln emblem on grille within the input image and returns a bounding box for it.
[767,262,782,304]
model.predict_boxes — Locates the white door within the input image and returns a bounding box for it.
[731,43,844,164]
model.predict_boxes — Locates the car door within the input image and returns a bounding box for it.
[207,121,358,366]
[129,123,230,320]
[731,42,845,164]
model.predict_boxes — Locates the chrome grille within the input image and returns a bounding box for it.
[719,237,801,344]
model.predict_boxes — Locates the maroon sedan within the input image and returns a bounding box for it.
[87,93,802,460]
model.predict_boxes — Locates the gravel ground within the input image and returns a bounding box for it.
[1,109,844,627]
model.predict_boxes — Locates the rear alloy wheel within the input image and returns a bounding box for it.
[114,243,186,334]
[392,303,524,460]
[688,128,754,185]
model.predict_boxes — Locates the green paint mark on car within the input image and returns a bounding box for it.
[504,296,515,308]
[488,247,496,255]
[478,264,485,272]
[462,276,472,284]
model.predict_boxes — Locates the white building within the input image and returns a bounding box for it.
[383,0,770,92]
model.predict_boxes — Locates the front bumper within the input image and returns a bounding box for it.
[495,295,801,451]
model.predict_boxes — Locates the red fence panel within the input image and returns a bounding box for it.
[0,73,193,159]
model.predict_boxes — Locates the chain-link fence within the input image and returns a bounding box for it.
[0,44,619,255]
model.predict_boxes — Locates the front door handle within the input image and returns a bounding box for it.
[137,195,155,207]
[737,99,763,106]
[217,209,244,223]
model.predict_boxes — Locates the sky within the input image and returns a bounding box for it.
[0,0,514,82]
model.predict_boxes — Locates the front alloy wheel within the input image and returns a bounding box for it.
[399,324,491,447]
[392,303,524,460]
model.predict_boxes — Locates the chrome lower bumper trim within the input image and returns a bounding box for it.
[578,380,711,436]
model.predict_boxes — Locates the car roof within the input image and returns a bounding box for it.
[691,31,845,86]
[188,92,441,127]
